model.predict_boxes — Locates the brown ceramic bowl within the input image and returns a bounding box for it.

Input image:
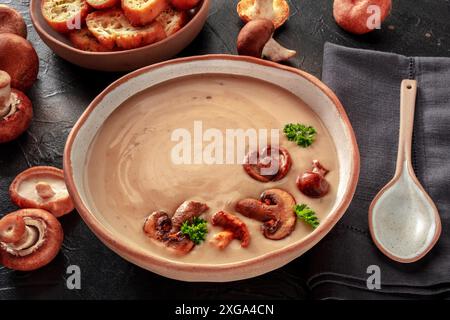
[64,55,360,281]
[29,0,210,71]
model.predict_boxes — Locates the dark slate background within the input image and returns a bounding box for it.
[0,0,449,299]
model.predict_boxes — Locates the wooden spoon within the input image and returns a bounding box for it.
[369,80,441,263]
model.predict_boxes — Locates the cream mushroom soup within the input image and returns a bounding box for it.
[84,74,339,264]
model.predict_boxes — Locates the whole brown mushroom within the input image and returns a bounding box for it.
[0,209,64,271]
[333,0,392,35]
[296,160,330,198]
[0,5,27,38]
[237,18,296,62]
[0,70,33,144]
[0,33,39,91]
[235,188,297,240]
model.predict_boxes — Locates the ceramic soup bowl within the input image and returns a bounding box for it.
[64,55,360,281]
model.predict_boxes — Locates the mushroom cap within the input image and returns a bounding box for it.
[296,171,330,198]
[333,0,392,35]
[237,0,290,29]
[0,88,33,144]
[0,209,63,271]
[0,33,39,91]
[296,160,330,198]
[243,145,292,182]
[9,166,75,217]
[236,188,297,240]
[0,4,27,38]
[237,18,274,58]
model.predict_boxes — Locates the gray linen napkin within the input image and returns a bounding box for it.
[304,42,450,299]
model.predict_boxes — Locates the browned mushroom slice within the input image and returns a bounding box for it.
[211,211,250,248]
[296,160,330,198]
[235,188,296,240]
[171,201,209,232]
[243,145,292,182]
[143,201,209,255]
[165,231,195,255]
[143,210,172,241]
[0,209,63,271]
[9,166,75,217]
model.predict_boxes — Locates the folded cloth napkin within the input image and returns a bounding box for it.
[304,42,450,299]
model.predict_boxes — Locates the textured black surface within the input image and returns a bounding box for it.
[0,0,449,300]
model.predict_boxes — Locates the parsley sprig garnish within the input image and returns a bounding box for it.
[283,123,317,147]
[294,204,320,229]
[180,217,208,245]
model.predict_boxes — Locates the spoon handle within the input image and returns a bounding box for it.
[396,80,418,174]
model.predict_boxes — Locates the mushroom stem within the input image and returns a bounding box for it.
[36,182,56,200]
[1,217,46,257]
[0,70,12,118]
[262,38,297,62]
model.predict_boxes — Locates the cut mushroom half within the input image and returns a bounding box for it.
[237,0,290,29]
[237,18,296,62]
[9,166,75,217]
[0,70,33,143]
[243,145,292,182]
[235,188,296,240]
[210,211,250,249]
[143,201,209,255]
[0,209,63,271]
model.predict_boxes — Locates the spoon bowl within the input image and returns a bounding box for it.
[369,80,441,263]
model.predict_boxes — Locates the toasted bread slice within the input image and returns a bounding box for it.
[237,0,289,29]
[86,8,166,50]
[41,0,91,33]
[86,0,119,9]
[121,0,168,26]
[156,7,188,36]
[69,27,110,52]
